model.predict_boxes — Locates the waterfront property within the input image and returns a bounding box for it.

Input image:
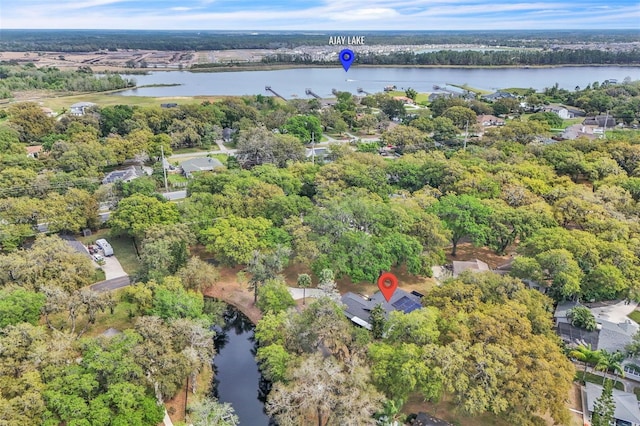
[341,288,423,330]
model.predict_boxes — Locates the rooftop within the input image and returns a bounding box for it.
[180,157,224,177]
[341,288,423,329]
[452,259,490,277]
[585,382,640,424]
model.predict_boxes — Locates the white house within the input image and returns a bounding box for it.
[70,102,97,116]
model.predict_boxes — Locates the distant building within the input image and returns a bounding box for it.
[583,382,640,426]
[40,107,56,117]
[452,259,490,277]
[341,288,423,330]
[160,103,178,108]
[393,96,415,105]
[102,166,145,185]
[26,145,43,158]
[482,91,516,102]
[70,102,97,116]
[583,115,617,128]
[180,157,224,178]
[476,114,505,127]
[544,106,574,119]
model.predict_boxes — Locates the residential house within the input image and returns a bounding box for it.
[40,107,56,117]
[428,92,453,102]
[305,147,328,162]
[341,288,423,330]
[554,301,639,353]
[222,127,236,143]
[452,259,490,277]
[544,106,574,119]
[180,157,224,178]
[583,382,640,426]
[476,114,505,127]
[393,96,415,105]
[482,91,516,102]
[26,145,43,158]
[70,102,97,116]
[160,103,178,108]
[583,115,617,128]
[102,166,145,185]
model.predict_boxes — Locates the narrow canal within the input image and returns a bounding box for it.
[212,304,272,425]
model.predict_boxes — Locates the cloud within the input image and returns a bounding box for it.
[1,0,639,29]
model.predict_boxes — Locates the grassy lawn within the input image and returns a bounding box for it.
[36,93,204,112]
[628,310,640,323]
[575,371,624,391]
[168,173,189,187]
[78,229,141,276]
[402,393,512,426]
[83,297,138,338]
[448,83,492,95]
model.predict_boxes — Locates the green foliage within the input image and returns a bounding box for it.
[201,215,273,266]
[529,111,563,128]
[568,306,597,331]
[110,194,180,239]
[281,114,322,143]
[430,194,492,256]
[591,380,615,426]
[256,279,296,314]
[150,284,205,321]
[0,288,46,328]
[369,304,386,340]
[256,344,291,382]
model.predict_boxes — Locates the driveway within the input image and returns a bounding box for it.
[90,276,131,292]
[100,255,128,280]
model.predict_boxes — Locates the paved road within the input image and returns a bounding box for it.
[90,276,131,292]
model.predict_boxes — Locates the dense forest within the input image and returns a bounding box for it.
[1,76,640,424]
[0,29,638,51]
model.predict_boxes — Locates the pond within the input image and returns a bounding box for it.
[211,302,273,426]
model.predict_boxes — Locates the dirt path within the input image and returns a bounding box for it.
[202,266,263,324]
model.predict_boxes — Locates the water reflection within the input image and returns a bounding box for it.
[210,300,273,426]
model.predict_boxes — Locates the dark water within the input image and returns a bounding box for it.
[212,304,272,426]
[116,66,639,98]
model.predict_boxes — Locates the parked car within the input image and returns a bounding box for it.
[93,254,104,263]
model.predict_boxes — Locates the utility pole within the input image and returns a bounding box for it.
[160,144,169,192]
[311,132,315,165]
[603,110,609,139]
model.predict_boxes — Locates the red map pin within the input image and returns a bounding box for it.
[378,272,398,302]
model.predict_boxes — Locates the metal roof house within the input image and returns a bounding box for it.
[341,288,423,330]
[584,382,640,426]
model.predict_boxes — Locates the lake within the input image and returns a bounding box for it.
[116,66,639,99]
[212,304,272,426]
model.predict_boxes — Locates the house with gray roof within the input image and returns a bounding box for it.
[70,102,97,116]
[341,288,423,330]
[452,259,490,277]
[180,157,224,178]
[102,166,145,185]
[554,301,639,353]
[584,382,640,426]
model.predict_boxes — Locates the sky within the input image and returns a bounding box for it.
[1,0,639,30]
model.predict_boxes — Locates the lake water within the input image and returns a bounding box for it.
[212,304,272,426]
[117,66,639,99]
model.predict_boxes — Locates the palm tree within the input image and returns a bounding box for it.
[569,344,601,374]
[595,350,625,384]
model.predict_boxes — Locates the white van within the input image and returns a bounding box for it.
[95,238,114,256]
